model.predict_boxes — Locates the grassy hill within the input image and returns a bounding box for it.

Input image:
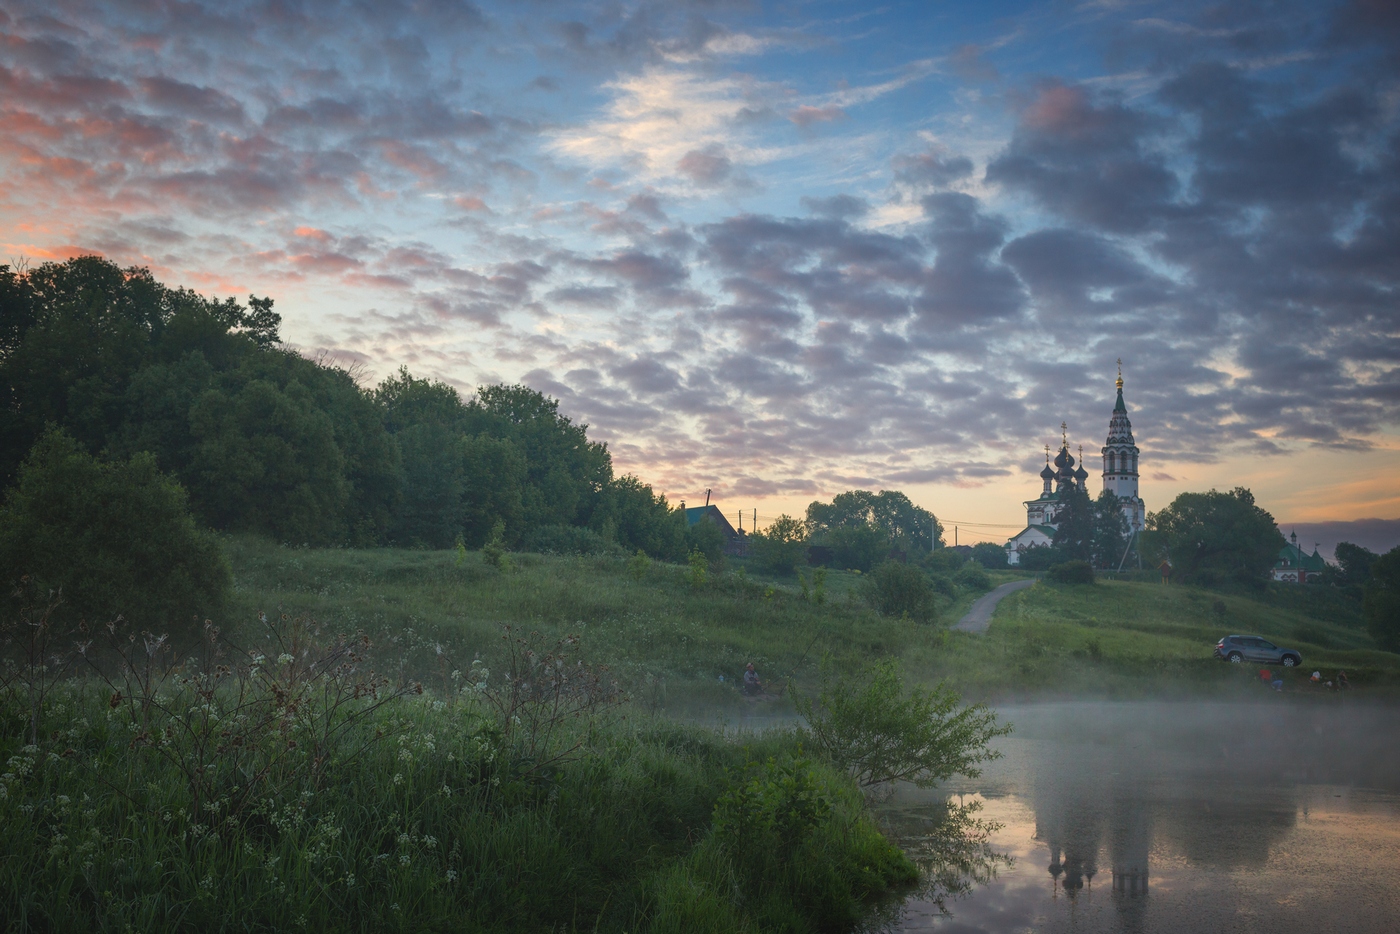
[223,538,1400,708]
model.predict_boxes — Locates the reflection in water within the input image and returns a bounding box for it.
[872,701,1400,934]
[871,796,1011,919]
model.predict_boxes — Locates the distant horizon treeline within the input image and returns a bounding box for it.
[0,256,698,558]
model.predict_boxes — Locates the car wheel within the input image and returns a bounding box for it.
[1282,655,1298,667]
[1228,652,1242,663]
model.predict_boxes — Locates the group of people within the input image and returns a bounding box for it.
[1258,668,1350,692]
[1310,669,1350,690]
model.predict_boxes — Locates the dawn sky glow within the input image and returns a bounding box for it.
[3,0,1398,541]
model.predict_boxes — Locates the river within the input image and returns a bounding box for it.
[868,699,1400,933]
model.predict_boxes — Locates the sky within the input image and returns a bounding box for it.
[2,0,1398,545]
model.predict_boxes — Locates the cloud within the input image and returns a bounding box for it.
[676,144,733,185]
[2,0,1397,513]
[789,104,845,127]
[892,146,974,188]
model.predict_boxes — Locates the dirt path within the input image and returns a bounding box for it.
[953,578,1035,633]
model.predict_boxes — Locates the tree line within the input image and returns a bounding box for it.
[0,257,703,562]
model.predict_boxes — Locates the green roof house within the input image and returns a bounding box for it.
[1272,530,1327,583]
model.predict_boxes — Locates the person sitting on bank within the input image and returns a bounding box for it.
[743,663,764,696]
[1337,670,1350,690]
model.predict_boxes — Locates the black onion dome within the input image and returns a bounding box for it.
[1074,464,1089,482]
[1041,463,1056,480]
[1054,445,1072,468]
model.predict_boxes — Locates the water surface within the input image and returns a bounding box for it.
[874,700,1400,933]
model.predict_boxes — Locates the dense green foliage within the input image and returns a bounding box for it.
[0,258,686,555]
[860,561,940,624]
[794,658,1008,789]
[0,669,913,932]
[1144,487,1285,586]
[970,542,1009,570]
[1364,547,1400,652]
[1335,542,1380,586]
[805,490,942,571]
[1048,487,1131,568]
[1047,561,1095,585]
[748,514,808,575]
[0,428,229,630]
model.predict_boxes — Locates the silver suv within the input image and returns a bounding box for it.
[1213,635,1302,668]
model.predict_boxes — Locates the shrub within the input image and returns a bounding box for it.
[1016,544,1065,571]
[1047,560,1095,584]
[970,542,1009,569]
[920,547,965,574]
[705,753,917,931]
[482,518,511,569]
[861,561,939,623]
[794,657,1009,789]
[955,562,993,592]
[0,429,229,631]
[687,549,709,588]
[683,516,726,565]
[749,513,807,575]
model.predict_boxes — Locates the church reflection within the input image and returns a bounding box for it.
[1030,747,1297,924]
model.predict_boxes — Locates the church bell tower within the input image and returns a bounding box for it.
[1101,361,1145,530]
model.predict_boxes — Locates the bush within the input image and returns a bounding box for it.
[861,561,939,623]
[920,547,965,574]
[794,657,1009,788]
[0,429,230,631]
[971,542,1009,569]
[704,753,917,930]
[683,517,726,565]
[482,518,511,569]
[955,562,993,592]
[749,514,806,575]
[1016,544,1065,571]
[1047,560,1095,585]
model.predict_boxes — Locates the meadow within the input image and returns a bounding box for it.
[221,537,1400,707]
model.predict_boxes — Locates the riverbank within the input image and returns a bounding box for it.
[221,538,1400,707]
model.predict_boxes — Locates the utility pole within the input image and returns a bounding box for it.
[704,488,710,508]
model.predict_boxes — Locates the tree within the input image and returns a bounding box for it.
[1092,490,1131,568]
[1335,542,1379,586]
[970,542,1009,570]
[806,490,942,556]
[1145,487,1284,587]
[0,429,230,631]
[1050,484,1094,562]
[590,475,686,561]
[466,384,612,530]
[186,376,352,544]
[1363,547,1400,652]
[750,514,808,575]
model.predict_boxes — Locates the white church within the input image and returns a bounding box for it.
[1005,367,1146,566]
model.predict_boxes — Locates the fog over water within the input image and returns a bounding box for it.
[873,701,1400,934]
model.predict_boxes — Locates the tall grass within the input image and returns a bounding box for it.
[220,539,1400,705]
[0,608,917,932]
